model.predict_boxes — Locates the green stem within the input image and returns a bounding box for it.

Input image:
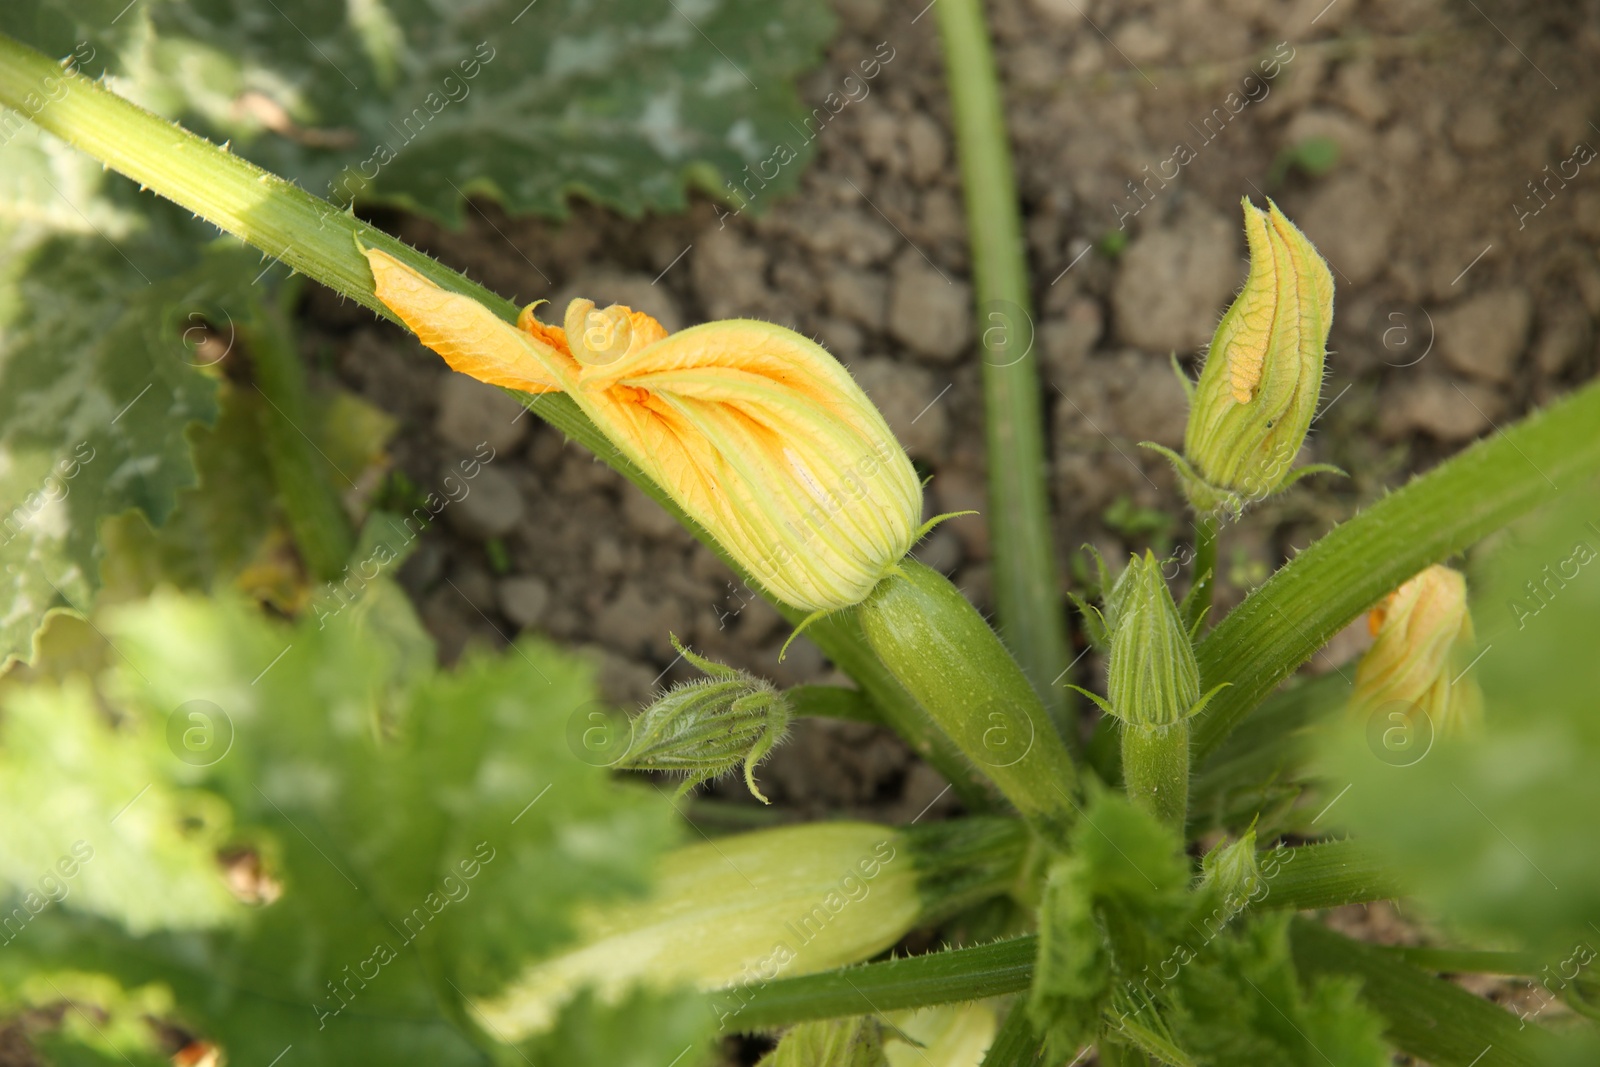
[731,840,1406,1029]
[784,684,880,724]
[1120,722,1188,833]
[979,1001,1048,1067]
[730,936,1037,1031]
[936,0,1071,734]
[1194,377,1600,761]
[1387,946,1540,976]
[1290,917,1557,1067]
[1262,838,1406,910]
[858,561,1079,840]
[246,286,354,581]
[0,32,998,809]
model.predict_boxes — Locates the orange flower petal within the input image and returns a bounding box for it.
[364,248,568,393]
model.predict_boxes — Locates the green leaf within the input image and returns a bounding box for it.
[1155,914,1389,1067]
[0,586,681,1065]
[1027,788,1394,1066]
[0,123,278,662]
[1029,787,1190,1058]
[2,0,840,223]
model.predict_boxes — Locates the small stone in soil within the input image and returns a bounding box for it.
[1111,208,1238,353]
[1435,287,1533,384]
[888,254,972,363]
[1379,376,1504,443]
[445,465,525,541]
[498,575,552,629]
[851,355,950,461]
[1296,173,1396,287]
[435,373,530,455]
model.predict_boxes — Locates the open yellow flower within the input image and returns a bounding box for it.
[362,249,922,612]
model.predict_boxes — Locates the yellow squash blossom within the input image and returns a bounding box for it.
[1354,564,1483,737]
[362,249,922,612]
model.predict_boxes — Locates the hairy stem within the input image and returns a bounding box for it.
[731,936,1037,1031]
[936,0,1072,735]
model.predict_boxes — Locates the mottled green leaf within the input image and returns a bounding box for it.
[0,123,274,662]
[2,0,838,223]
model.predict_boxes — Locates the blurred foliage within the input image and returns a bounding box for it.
[0,581,689,1064]
[1,0,836,223]
[0,126,248,663]
[1030,787,1389,1066]
[759,1016,887,1067]
[1267,135,1340,187]
[1319,482,1600,962]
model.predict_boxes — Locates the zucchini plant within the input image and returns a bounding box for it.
[0,3,1596,1066]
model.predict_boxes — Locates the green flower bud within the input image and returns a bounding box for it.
[616,635,790,804]
[1146,199,1339,517]
[1105,552,1199,728]
[1199,827,1261,913]
[1071,553,1226,829]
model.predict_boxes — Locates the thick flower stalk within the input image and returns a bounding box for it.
[857,561,1082,841]
[1353,564,1484,737]
[1072,552,1225,830]
[1147,199,1338,517]
[363,249,922,612]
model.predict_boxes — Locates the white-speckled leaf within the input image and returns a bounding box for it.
[2,0,837,223]
[0,126,268,664]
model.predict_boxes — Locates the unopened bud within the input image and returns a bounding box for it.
[1353,565,1483,738]
[1105,552,1200,728]
[1146,199,1339,517]
[617,636,790,803]
[1199,827,1261,912]
[1071,553,1225,829]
